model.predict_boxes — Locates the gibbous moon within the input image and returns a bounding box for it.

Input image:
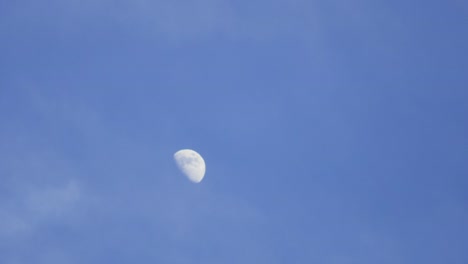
[174,149,206,183]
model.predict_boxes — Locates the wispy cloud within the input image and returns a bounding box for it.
[0,180,81,238]
[26,180,81,219]
[0,90,279,262]
[0,91,88,240]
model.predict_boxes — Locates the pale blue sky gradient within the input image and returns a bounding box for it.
[1,0,468,263]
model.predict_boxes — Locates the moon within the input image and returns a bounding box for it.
[174,149,206,183]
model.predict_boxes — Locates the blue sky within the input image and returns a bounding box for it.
[1,0,468,263]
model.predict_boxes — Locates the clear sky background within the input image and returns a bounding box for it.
[1,0,468,263]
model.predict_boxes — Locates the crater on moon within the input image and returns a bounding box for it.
[174,149,206,183]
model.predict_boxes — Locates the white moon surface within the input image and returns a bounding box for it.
[174,149,206,183]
